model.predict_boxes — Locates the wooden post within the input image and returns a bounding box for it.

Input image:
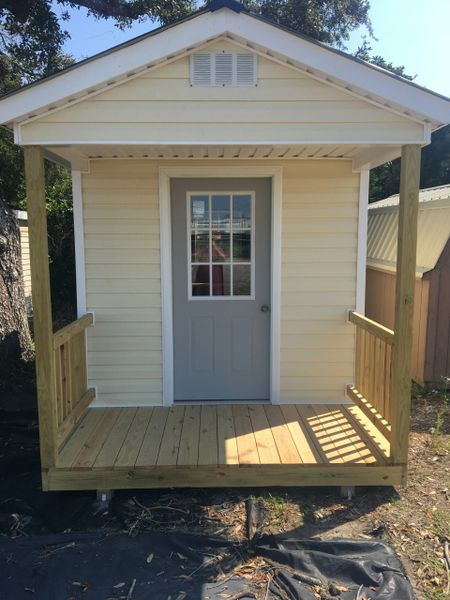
[390,144,421,467]
[24,146,58,471]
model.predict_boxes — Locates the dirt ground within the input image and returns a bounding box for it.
[0,366,449,599]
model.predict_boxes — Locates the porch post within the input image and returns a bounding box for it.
[390,144,421,466]
[24,146,58,470]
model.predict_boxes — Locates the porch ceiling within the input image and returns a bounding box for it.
[46,142,400,172]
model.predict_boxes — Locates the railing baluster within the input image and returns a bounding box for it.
[53,313,95,449]
[348,311,394,442]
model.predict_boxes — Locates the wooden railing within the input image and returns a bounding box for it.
[53,313,95,448]
[347,311,394,441]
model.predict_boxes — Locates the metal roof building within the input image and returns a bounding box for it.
[366,184,450,383]
[367,184,450,276]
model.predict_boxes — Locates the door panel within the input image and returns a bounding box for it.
[171,178,271,401]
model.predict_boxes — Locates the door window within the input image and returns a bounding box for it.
[188,192,254,299]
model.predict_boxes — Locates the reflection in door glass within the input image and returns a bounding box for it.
[191,232,210,263]
[212,264,231,296]
[232,231,251,262]
[233,195,251,228]
[233,264,251,296]
[211,195,231,228]
[189,193,253,298]
[190,195,209,229]
[192,265,210,296]
[212,231,230,262]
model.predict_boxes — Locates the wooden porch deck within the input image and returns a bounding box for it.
[46,404,403,491]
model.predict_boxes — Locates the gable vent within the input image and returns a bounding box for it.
[191,52,257,86]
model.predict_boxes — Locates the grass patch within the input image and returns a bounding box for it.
[430,509,450,541]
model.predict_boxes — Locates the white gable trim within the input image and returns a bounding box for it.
[1,8,449,127]
[14,34,425,132]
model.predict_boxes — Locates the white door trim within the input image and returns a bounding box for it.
[159,165,283,406]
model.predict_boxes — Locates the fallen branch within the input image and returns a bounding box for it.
[126,578,136,600]
[444,541,450,595]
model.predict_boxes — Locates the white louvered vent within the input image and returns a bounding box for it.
[191,52,257,86]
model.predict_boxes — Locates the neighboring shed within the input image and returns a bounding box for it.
[13,210,33,315]
[366,184,450,383]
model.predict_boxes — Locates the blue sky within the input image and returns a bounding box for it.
[54,0,450,97]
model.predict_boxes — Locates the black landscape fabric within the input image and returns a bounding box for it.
[0,531,414,599]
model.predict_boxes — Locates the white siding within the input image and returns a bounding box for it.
[84,158,357,406]
[20,41,424,145]
[280,162,357,403]
[83,161,163,406]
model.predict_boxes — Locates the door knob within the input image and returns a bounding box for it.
[261,305,270,313]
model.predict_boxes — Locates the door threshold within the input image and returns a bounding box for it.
[173,399,270,405]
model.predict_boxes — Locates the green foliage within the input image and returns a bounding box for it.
[248,0,372,47]
[354,40,414,80]
[369,125,450,202]
[0,128,25,208]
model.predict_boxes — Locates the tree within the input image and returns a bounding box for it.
[369,125,450,202]
[0,201,33,373]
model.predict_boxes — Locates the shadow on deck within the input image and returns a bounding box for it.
[46,404,403,491]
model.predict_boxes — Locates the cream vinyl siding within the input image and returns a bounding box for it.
[280,161,358,403]
[83,160,162,407]
[20,41,424,145]
[84,158,356,406]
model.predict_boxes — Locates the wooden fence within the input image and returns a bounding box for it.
[53,313,95,448]
[347,311,394,442]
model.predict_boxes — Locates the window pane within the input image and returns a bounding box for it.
[191,232,210,263]
[211,195,230,228]
[212,231,230,262]
[233,264,251,296]
[233,231,251,262]
[212,264,231,296]
[191,195,209,230]
[192,265,210,296]
[233,195,251,228]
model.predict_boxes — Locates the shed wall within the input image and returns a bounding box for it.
[82,159,357,406]
[424,238,450,382]
[20,41,424,145]
[365,266,429,383]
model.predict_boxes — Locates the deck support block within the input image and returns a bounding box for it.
[340,486,356,500]
[95,490,114,510]
[390,144,421,467]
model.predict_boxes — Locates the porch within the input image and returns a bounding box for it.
[47,402,399,491]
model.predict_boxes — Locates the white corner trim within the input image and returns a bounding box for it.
[72,170,87,317]
[356,168,369,313]
[159,168,174,407]
[158,165,283,407]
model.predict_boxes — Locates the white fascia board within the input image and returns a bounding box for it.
[2,8,450,126]
[0,11,228,124]
[352,146,403,171]
[228,13,450,124]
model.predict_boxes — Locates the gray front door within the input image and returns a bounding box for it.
[171,178,271,401]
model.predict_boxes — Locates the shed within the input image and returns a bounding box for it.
[366,184,450,383]
[13,210,33,315]
[1,0,450,492]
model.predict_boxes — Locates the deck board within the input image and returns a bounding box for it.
[248,405,280,464]
[233,405,259,465]
[157,406,185,466]
[115,408,154,468]
[198,406,218,466]
[94,408,136,468]
[135,407,168,467]
[54,404,394,488]
[217,405,239,466]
